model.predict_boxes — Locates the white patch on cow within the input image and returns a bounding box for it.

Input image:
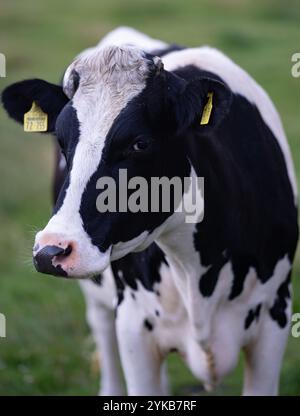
[162,47,298,201]
[37,46,151,277]
[63,27,167,97]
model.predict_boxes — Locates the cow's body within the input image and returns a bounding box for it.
[58,45,298,395]
[2,28,298,396]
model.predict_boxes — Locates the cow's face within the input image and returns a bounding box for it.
[2,46,231,278]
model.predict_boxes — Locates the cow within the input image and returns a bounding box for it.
[2,36,298,396]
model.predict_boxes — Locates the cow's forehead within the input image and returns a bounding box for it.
[61,45,157,150]
[63,45,152,100]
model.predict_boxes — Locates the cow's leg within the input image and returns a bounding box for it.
[242,300,291,396]
[116,300,166,395]
[86,300,125,396]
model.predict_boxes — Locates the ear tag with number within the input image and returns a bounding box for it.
[200,92,213,125]
[24,102,48,132]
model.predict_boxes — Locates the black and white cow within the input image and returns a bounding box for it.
[2,30,298,396]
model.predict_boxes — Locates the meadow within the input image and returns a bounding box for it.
[0,0,300,395]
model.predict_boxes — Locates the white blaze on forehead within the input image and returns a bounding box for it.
[49,45,150,231]
[63,45,150,98]
[62,26,168,86]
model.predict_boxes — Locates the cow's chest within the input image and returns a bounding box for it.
[122,255,290,387]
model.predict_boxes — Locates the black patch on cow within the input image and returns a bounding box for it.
[52,173,70,216]
[190,88,298,299]
[155,309,160,317]
[91,275,103,286]
[244,303,262,330]
[199,252,228,297]
[269,272,291,328]
[229,256,254,300]
[144,319,154,331]
[131,292,136,300]
[112,243,167,305]
[52,103,80,214]
[55,103,80,167]
[52,141,68,204]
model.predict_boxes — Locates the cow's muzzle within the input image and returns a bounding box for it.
[33,244,72,277]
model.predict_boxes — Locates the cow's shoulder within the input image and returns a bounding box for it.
[162,50,298,304]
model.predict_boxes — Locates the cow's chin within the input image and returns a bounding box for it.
[62,247,112,279]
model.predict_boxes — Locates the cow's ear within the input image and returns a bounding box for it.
[165,72,232,135]
[1,79,69,132]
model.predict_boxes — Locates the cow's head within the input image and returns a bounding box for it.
[2,46,231,278]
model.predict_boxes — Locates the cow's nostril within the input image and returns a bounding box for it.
[63,245,72,256]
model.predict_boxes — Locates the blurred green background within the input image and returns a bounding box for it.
[0,0,300,395]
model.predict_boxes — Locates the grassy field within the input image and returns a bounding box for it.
[0,0,300,395]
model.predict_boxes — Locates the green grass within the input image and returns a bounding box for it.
[0,0,300,396]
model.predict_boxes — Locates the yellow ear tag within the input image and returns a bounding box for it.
[200,92,213,125]
[24,102,48,132]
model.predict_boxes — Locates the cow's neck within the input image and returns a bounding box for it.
[158,218,198,272]
[158,218,219,349]
[157,212,204,308]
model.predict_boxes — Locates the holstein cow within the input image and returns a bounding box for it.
[2,39,298,395]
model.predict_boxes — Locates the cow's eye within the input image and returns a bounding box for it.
[132,139,150,152]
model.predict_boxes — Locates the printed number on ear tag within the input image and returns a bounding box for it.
[24,102,48,132]
[200,92,213,125]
